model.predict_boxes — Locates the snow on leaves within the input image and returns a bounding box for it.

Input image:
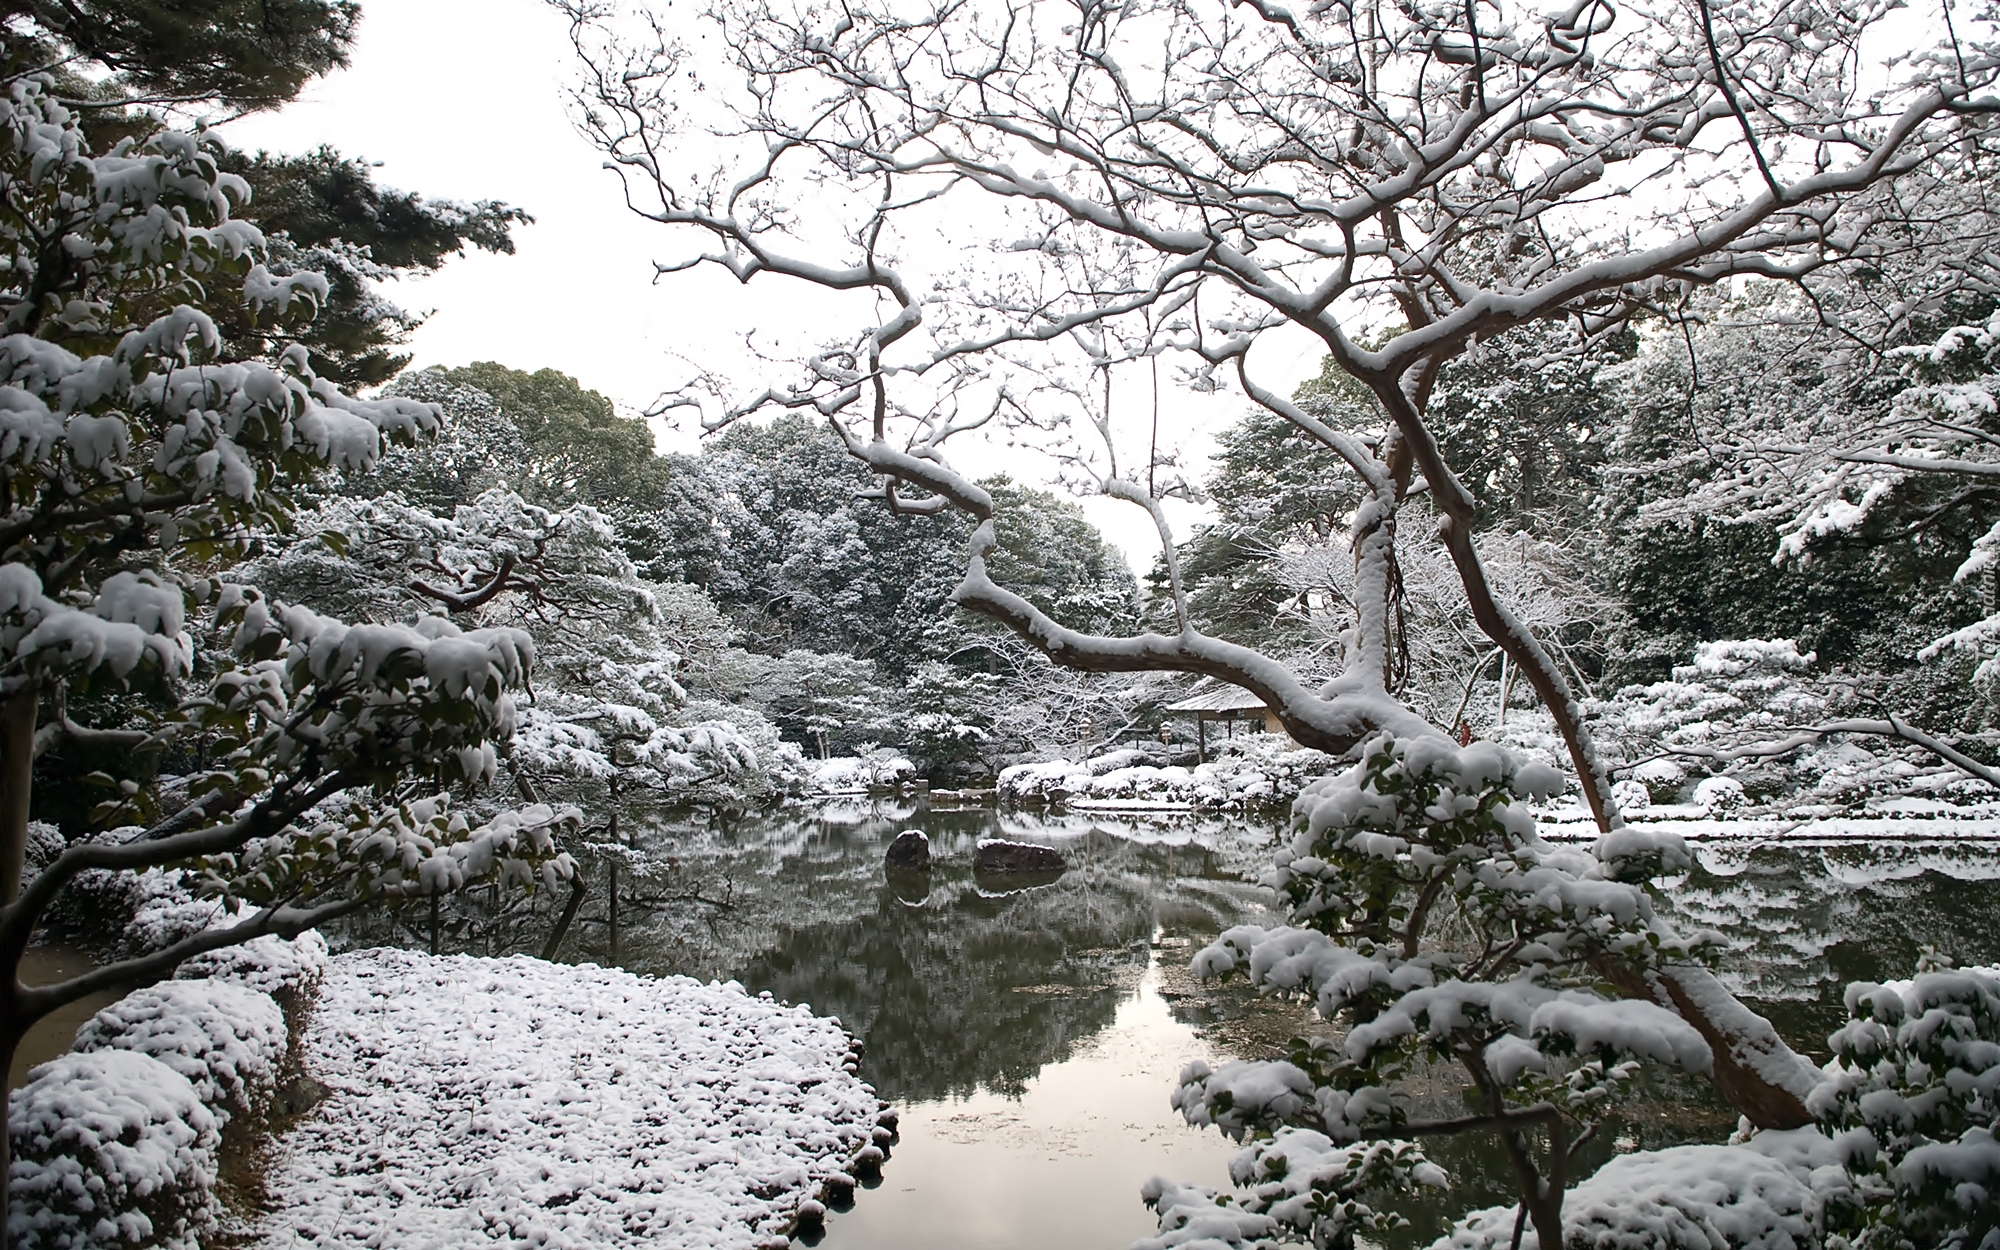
[1,82,438,702]
[1813,961,2000,1248]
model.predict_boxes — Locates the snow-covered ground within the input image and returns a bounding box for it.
[254,950,886,1250]
[1529,793,2000,841]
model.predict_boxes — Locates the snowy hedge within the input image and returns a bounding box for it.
[6,1051,221,1250]
[257,949,884,1249]
[172,929,329,1007]
[70,981,289,1123]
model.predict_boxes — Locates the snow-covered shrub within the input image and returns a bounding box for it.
[39,865,196,956]
[71,981,287,1122]
[1188,738,1341,808]
[1161,733,1741,1249]
[22,821,62,882]
[1436,1135,1833,1249]
[173,930,329,1007]
[811,749,917,793]
[998,738,1337,808]
[1694,774,1750,812]
[1812,960,2000,1249]
[1590,640,1931,810]
[1609,778,1652,815]
[997,757,1095,802]
[6,1051,220,1250]
[1137,1131,1444,1250]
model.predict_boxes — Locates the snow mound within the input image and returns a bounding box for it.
[6,1050,221,1250]
[72,980,288,1121]
[255,949,880,1250]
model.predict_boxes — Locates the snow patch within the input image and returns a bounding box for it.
[254,949,880,1249]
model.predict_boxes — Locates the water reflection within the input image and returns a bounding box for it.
[1660,838,2000,1053]
[813,957,1243,1250]
[603,804,1278,1104]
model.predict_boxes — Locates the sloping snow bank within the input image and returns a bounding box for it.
[257,949,883,1250]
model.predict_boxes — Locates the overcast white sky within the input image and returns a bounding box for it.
[216,0,1333,571]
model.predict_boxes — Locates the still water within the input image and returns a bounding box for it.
[523,804,2000,1248]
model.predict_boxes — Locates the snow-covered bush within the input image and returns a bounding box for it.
[1188,739,1342,808]
[1812,960,2000,1249]
[70,981,287,1122]
[1435,1130,1839,1249]
[21,821,62,882]
[172,929,329,1007]
[1590,640,1931,809]
[6,1051,220,1250]
[811,749,917,793]
[1160,733,1753,1249]
[998,738,1339,809]
[1138,1132,1445,1250]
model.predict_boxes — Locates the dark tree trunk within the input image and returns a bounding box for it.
[2,686,37,906]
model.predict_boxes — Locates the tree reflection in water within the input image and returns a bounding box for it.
[603,802,1277,1104]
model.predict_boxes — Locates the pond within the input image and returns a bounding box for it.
[359,802,2000,1248]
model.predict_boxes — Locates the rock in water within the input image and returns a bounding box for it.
[885,830,931,872]
[973,838,1065,874]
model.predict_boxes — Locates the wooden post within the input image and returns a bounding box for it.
[1196,716,1206,764]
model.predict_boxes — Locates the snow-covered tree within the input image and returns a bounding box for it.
[248,450,799,812]
[1158,737,1806,1248]
[557,0,2000,834]
[556,0,2000,1128]
[1274,501,1615,735]
[0,81,577,1218]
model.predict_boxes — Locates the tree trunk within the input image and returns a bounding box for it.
[1368,382,1621,832]
[541,876,588,962]
[2,686,36,907]
[2,1023,17,1250]
[1591,956,1816,1128]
